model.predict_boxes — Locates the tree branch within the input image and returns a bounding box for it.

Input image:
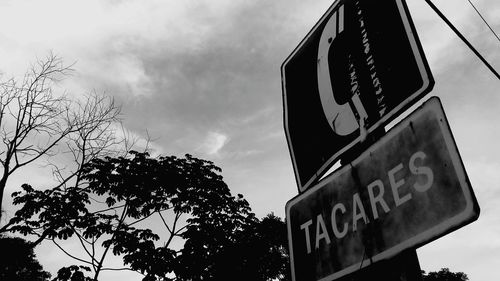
[127,207,171,227]
[94,202,129,280]
[91,204,126,215]
[70,225,99,266]
[52,239,93,266]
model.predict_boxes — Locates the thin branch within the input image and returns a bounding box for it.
[158,210,172,233]
[100,267,136,272]
[161,210,184,248]
[91,236,97,272]
[70,225,99,265]
[94,202,129,280]
[90,204,126,215]
[89,196,106,204]
[9,133,70,175]
[31,228,52,247]
[52,239,93,266]
[0,219,14,233]
[100,267,147,278]
[174,224,188,236]
[127,207,172,227]
[126,212,155,227]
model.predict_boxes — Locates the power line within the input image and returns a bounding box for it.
[425,0,500,81]
[466,0,500,44]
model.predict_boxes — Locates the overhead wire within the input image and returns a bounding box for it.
[424,0,500,81]
[466,0,500,44]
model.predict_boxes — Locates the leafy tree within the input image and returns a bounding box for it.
[53,265,93,281]
[422,268,468,281]
[5,151,266,280]
[0,53,122,220]
[202,213,290,281]
[0,235,51,281]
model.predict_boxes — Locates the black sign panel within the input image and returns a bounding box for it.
[282,0,434,192]
[286,97,479,281]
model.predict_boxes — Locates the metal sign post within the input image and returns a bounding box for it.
[334,249,423,281]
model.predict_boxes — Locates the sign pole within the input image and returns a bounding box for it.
[339,128,422,281]
[336,250,422,281]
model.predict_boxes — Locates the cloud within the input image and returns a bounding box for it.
[197,131,229,155]
[0,0,337,152]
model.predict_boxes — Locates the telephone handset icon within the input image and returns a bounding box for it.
[317,5,368,137]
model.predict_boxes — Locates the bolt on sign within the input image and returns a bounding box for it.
[285,97,480,281]
[282,0,434,192]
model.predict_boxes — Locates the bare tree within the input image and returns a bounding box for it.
[0,53,122,219]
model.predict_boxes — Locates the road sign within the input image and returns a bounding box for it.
[285,97,479,281]
[282,0,434,192]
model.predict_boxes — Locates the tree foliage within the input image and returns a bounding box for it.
[53,265,93,281]
[202,213,290,281]
[422,268,468,281]
[0,235,51,281]
[4,151,290,280]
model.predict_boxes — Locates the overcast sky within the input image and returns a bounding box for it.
[0,0,499,280]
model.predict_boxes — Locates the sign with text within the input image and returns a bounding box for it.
[285,97,479,281]
[282,0,434,192]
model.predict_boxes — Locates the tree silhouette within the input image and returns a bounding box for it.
[422,268,468,281]
[202,213,290,281]
[5,151,283,280]
[52,265,93,281]
[0,235,51,281]
[0,53,122,220]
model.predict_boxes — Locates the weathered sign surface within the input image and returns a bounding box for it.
[282,0,434,192]
[286,97,479,281]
